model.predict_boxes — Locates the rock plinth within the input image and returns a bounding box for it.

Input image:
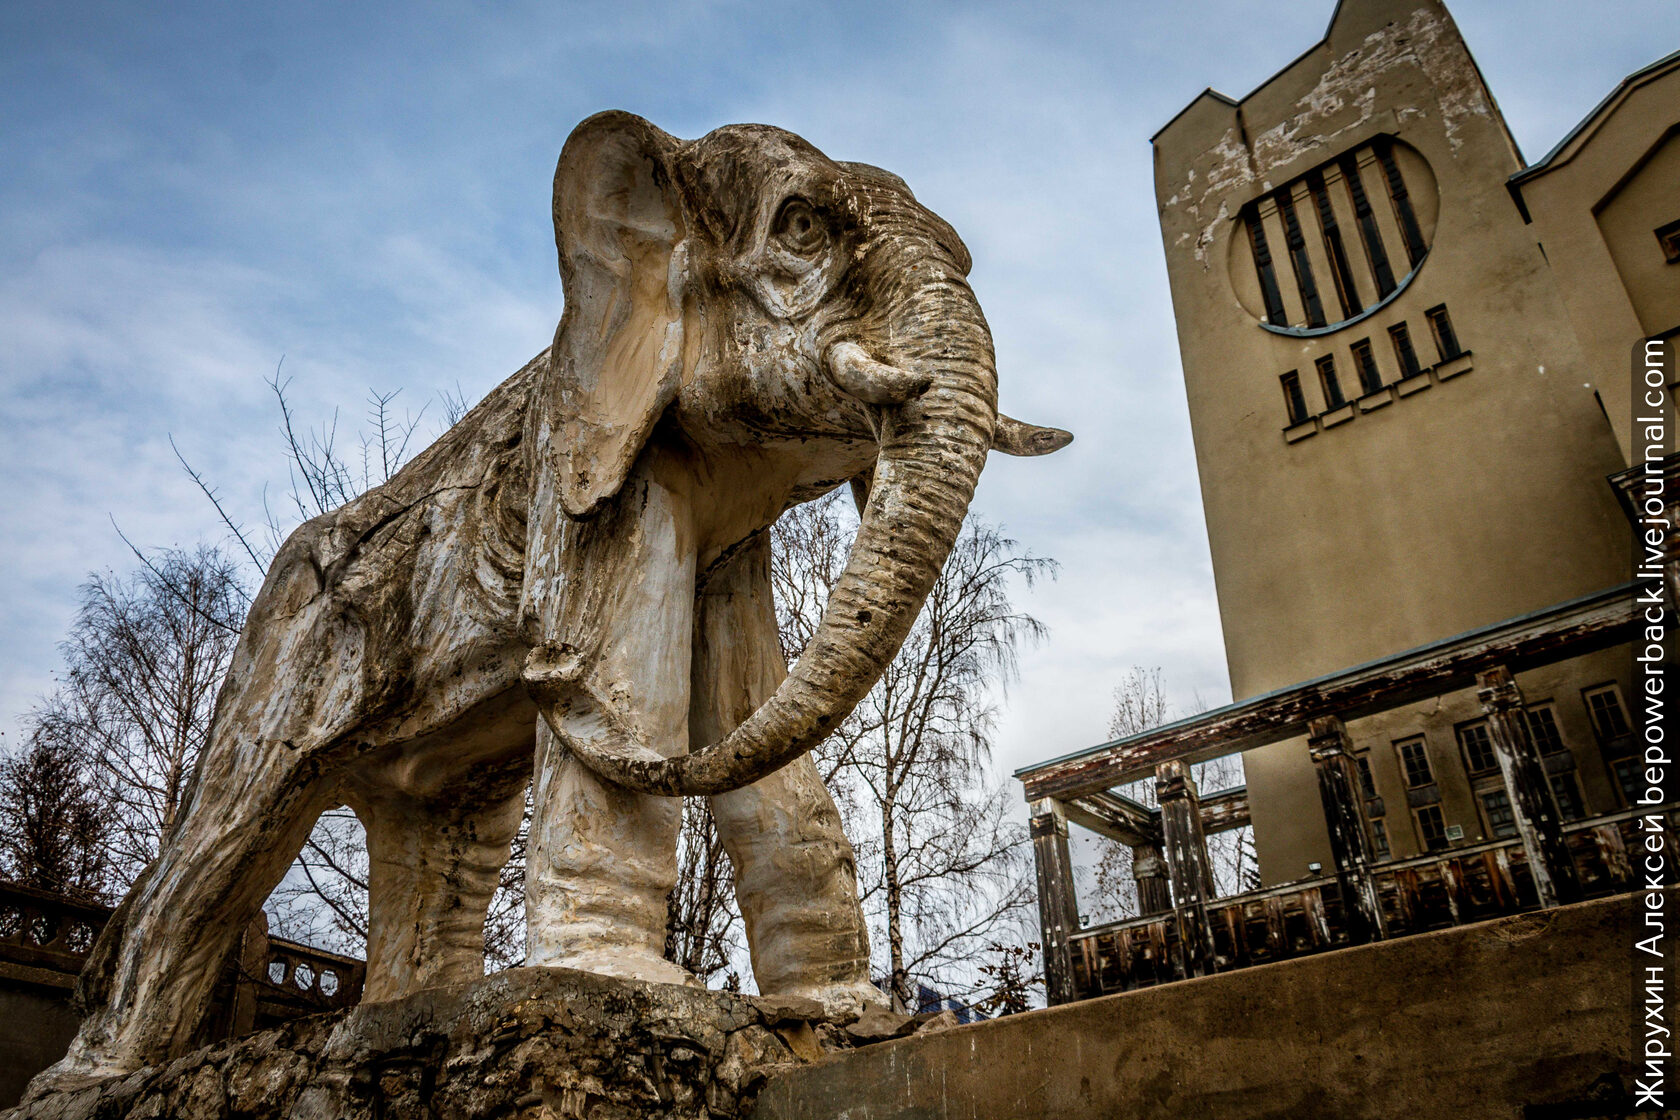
[7,968,822,1120]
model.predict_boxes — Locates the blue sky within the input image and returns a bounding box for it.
[2,0,1675,782]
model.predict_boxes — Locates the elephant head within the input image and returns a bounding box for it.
[528,111,1070,798]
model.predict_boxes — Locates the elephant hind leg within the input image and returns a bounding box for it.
[33,749,337,1092]
[358,758,529,1003]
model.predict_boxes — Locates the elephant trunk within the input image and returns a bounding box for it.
[572,257,997,796]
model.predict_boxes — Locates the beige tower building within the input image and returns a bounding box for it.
[1152,0,1677,883]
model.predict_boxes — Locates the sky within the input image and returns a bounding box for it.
[2,0,1675,791]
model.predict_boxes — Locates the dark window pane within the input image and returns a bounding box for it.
[1317,355,1345,409]
[1276,188,1327,328]
[1247,212,1290,326]
[1584,687,1631,740]
[1397,738,1434,788]
[1549,774,1586,822]
[1425,304,1462,361]
[1481,791,1518,839]
[1340,153,1397,297]
[1369,818,1390,859]
[1526,707,1566,755]
[1355,755,1377,799]
[1416,804,1448,852]
[1351,339,1383,395]
[1390,322,1422,377]
[1457,722,1497,775]
[1281,371,1309,425]
[1375,136,1428,268]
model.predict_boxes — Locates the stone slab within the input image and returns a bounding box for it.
[752,891,1643,1119]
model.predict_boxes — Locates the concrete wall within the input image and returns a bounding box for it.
[752,891,1638,1119]
[0,966,80,1109]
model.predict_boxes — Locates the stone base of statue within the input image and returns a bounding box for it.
[6,967,868,1120]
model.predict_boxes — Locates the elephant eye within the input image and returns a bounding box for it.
[773,199,825,256]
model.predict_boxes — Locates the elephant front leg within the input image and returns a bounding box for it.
[694,534,882,1014]
[520,463,699,986]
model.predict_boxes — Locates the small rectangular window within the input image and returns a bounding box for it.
[1281,371,1309,426]
[1456,721,1497,776]
[1583,684,1631,742]
[1396,737,1434,788]
[1369,817,1391,860]
[1481,791,1518,840]
[1550,773,1587,822]
[1424,304,1462,361]
[1389,322,1422,378]
[1656,219,1680,265]
[1351,339,1383,395]
[1354,754,1377,799]
[1525,705,1566,756]
[1415,804,1449,852]
[1316,354,1345,409]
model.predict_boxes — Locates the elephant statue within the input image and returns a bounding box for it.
[29,110,1071,1092]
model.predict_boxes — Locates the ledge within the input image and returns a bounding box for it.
[1433,351,1474,380]
[1283,418,1319,443]
[1396,373,1433,397]
[1320,403,1356,428]
[1358,386,1396,412]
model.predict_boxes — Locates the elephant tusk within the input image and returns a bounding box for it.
[824,340,933,405]
[992,413,1074,457]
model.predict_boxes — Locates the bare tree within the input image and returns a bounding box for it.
[23,546,246,886]
[0,728,110,900]
[775,496,1053,1012]
[663,799,741,985]
[1083,667,1258,925]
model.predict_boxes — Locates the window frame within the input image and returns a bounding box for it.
[1455,719,1498,777]
[1389,321,1423,378]
[1423,304,1462,361]
[1395,735,1436,790]
[1316,354,1346,410]
[1479,789,1518,840]
[1281,370,1310,426]
[1582,683,1632,743]
[1414,803,1449,852]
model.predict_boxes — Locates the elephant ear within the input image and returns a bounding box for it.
[547,111,690,519]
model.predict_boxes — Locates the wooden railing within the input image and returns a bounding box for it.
[1069,807,1666,996]
[1016,585,1640,1005]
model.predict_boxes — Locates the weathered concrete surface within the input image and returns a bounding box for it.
[753,892,1642,1119]
[6,967,816,1120]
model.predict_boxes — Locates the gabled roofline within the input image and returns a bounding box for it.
[1149,88,1239,144]
[1508,48,1680,188]
[1149,0,1371,143]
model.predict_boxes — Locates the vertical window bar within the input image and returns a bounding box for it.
[1425,304,1462,361]
[1316,355,1345,409]
[1374,137,1427,268]
[1281,370,1309,425]
[1350,339,1383,395]
[1275,188,1327,328]
[1246,212,1289,327]
[1307,170,1362,320]
[1340,152,1397,297]
[1389,322,1422,378]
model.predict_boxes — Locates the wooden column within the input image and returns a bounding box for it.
[1132,843,1173,915]
[1477,666,1583,907]
[1307,716,1387,943]
[1030,798,1081,1006]
[1156,759,1216,977]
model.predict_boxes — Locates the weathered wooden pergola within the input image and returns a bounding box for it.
[1016,584,1645,1005]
